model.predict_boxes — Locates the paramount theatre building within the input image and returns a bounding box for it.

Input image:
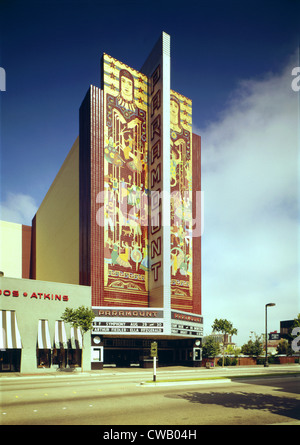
[1,32,203,371]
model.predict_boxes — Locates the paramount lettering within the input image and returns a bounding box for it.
[97,309,159,318]
[149,64,162,285]
[173,313,203,323]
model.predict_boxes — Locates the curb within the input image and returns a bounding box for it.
[139,371,300,387]
[140,378,232,387]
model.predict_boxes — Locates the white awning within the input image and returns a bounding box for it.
[54,320,68,349]
[37,319,51,349]
[70,326,83,349]
[0,310,22,349]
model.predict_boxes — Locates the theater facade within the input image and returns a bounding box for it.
[1,32,203,371]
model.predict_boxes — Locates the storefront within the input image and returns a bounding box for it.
[0,276,91,373]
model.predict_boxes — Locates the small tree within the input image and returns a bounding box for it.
[241,335,263,357]
[203,336,220,360]
[225,345,241,357]
[61,306,95,371]
[211,318,238,367]
[276,338,290,355]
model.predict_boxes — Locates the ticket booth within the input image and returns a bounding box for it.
[192,339,202,367]
[91,335,103,369]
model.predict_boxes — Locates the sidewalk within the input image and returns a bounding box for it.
[1,363,299,380]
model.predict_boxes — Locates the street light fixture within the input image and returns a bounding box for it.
[265,303,276,367]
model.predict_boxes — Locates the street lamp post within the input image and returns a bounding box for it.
[265,303,276,367]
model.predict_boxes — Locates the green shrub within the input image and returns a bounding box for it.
[217,357,232,366]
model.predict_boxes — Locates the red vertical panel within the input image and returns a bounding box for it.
[80,86,111,306]
[192,133,201,315]
[79,89,92,287]
[90,86,104,306]
[22,225,32,279]
[30,216,36,279]
[79,86,103,306]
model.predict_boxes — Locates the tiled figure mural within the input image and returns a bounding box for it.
[170,91,193,312]
[103,54,149,305]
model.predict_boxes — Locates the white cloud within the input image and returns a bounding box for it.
[199,55,299,345]
[0,192,37,226]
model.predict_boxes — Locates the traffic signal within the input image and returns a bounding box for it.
[150,341,158,357]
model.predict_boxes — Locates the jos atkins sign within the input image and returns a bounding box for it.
[0,288,69,302]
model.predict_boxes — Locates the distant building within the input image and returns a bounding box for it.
[203,333,236,349]
[280,320,294,340]
[261,331,281,355]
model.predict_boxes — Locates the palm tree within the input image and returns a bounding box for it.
[212,318,238,367]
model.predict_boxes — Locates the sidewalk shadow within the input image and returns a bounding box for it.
[165,391,300,421]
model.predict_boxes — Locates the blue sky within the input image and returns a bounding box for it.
[0,0,299,345]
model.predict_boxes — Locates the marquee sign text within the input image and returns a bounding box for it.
[94,309,163,318]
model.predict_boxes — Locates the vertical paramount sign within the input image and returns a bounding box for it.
[141,32,171,309]
[80,32,201,313]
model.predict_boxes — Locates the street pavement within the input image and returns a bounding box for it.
[1,364,299,426]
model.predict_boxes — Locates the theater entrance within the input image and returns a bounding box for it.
[101,337,202,367]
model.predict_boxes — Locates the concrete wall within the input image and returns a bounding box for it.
[34,138,80,285]
[0,221,22,278]
[0,276,91,373]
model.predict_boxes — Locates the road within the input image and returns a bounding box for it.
[1,366,300,427]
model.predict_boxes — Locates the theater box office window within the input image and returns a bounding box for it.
[0,277,91,373]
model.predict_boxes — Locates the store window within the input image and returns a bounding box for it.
[68,349,82,367]
[36,320,52,368]
[68,326,83,367]
[53,320,68,368]
[0,350,21,372]
[37,349,51,368]
[0,310,22,372]
[52,348,67,368]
